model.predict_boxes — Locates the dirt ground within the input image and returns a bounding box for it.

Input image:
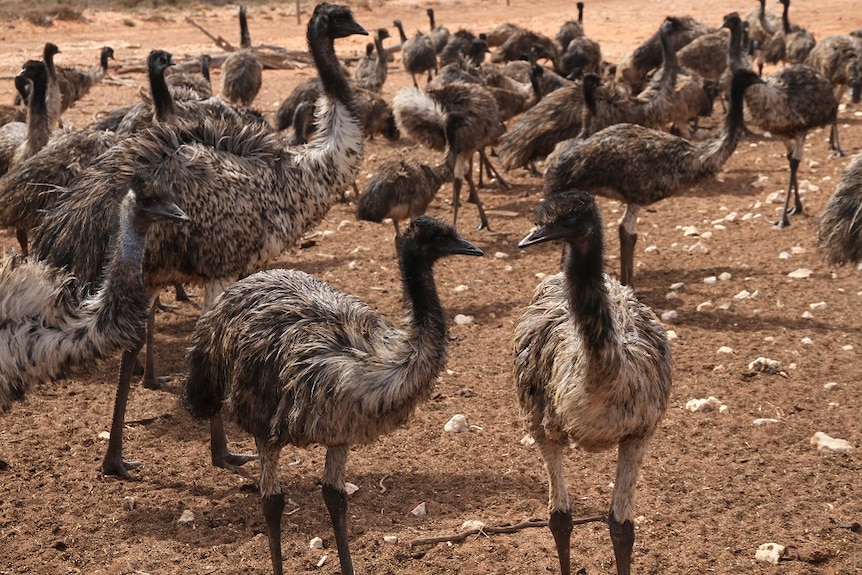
[1,0,862,574]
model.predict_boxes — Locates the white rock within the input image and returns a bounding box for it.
[337,220,351,231]
[750,290,761,300]
[800,179,819,192]
[809,301,827,311]
[535,272,547,280]
[701,231,713,239]
[453,314,473,326]
[666,330,678,341]
[766,191,784,204]
[778,251,791,260]
[801,311,814,319]
[733,290,751,300]
[842,345,853,351]
[461,520,486,531]
[810,432,853,453]
[383,535,398,544]
[520,433,535,447]
[345,482,359,495]
[453,284,469,292]
[682,225,700,236]
[753,418,779,426]
[310,537,324,550]
[348,260,359,270]
[717,346,733,354]
[755,542,786,565]
[787,268,813,279]
[98,431,111,440]
[665,291,679,300]
[724,211,738,222]
[713,224,726,230]
[660,310,678,322]
[322,230,336,239]
[824,382,839,390]
[801,337,813,345]
[719,303,734,311]
[444,414,470,433]
[644,245,659,254]
[177,509,195,524]
[123,496,136,510]
[411,502,427,517]
[703,276,717,285]
[670,282,685,291]
[686,240,710,254]
[494,251,508,259]
[696,301,713,311]
[790,246,806,255]
[685,396,726,413]
[718,272,732,281]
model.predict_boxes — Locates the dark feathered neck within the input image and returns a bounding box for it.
[150,65,175,123]
[308,16,358,116]
[561,238,614,353]
[398,247,445,338]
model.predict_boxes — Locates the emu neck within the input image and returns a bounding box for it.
[239,10,252,49]
[100,51,111,73]
[781,1,791,33]
[399,252,447,362]
[309,23,357,114]
[150,66,175,123]
[561,241,615,364]
[699,77,748,173]
[24,76,50,155]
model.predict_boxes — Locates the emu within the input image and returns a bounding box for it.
[183,216,483,575]
[31,3,368,478]
[817,153,862,266]
[0,176,189,412]
[219,5,263,107]
[514,189,671,575]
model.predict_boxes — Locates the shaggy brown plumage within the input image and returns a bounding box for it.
[556,2,586,51]
[817,153,862,266]
[56,46,114,112]
[31,3,369,479]
[515,189,671,575]
[183,216,482,575]
[805,34,862,104]
[394,19,437,87]
[0,178,188,412]
[353,28,390,93]
[219,5,263,107]
[543,69,763,286]
[762,0,816,66]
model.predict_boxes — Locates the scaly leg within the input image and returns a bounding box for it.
[609,437,649,575]
[210,413,258,471]
[102,342,145,478]
[464,166,490,230]
[258,441,285,575]
[480,149,511,190]
[618,204,640,287]
[322,445,354,575]
[538,432,572,575]
[143,295,171,389]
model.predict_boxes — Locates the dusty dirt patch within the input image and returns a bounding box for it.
[1,1,862,574]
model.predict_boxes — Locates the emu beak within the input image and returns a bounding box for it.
[447,237,484,257]
[519,224,564,248]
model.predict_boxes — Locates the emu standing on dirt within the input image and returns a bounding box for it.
[356,122,457,236]
[220,5,263,107]
[515,190,671,575]
[184,216,483,575]
[353,28,390,93]
[817,153,862,266]
[31,3,368,478]
[0,177,188,412]
[744,62,840,228]
[394,18,437,88]
[543,68,763,286]
[427,8,450,53]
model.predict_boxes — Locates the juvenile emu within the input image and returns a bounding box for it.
[515,189,671,575]
[394,18,437,87]
[184,216,483,575]
[543,68,763,286]
[220,5,263,107]
[0,177,188,412]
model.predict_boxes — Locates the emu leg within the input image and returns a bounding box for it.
[828,120,844,159]
[549,509,574,575]
[480,149,511,190]
[464,169,490,230]
[143,299,172,389]
[322,446,354,575]
[15,228,27,257]
[102,344,145,478]
[209,414,258,470]
[787,156,803,216]
[618,204,640,286]
[452,177,463,228]
[775,154,798,228]
[262,492,286,575]
[322,484,354,575]
[174,283,192,302]
[609,512,635,575]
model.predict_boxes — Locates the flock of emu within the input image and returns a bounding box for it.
[0,1,861,574]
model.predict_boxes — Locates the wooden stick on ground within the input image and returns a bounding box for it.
[410,515,606,547]
[185,16,236,52]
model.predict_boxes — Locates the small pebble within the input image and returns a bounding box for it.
[810,431,852,453]
[453,314,473,326]
[309,537,324,550]
[717,346,733,354]
[177,510,195,524]
[660,310,678,322]
[718,272,732,281]
[383,535,398,544]
[411,502,427,517]
[755,543,785,565]
[444,414,470,433]
[787,268,813,279]
[494,251,508,259]
[703,276,717,285]
[670,282,685,291]
[823,382,839,390]
[753,418,779,426]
